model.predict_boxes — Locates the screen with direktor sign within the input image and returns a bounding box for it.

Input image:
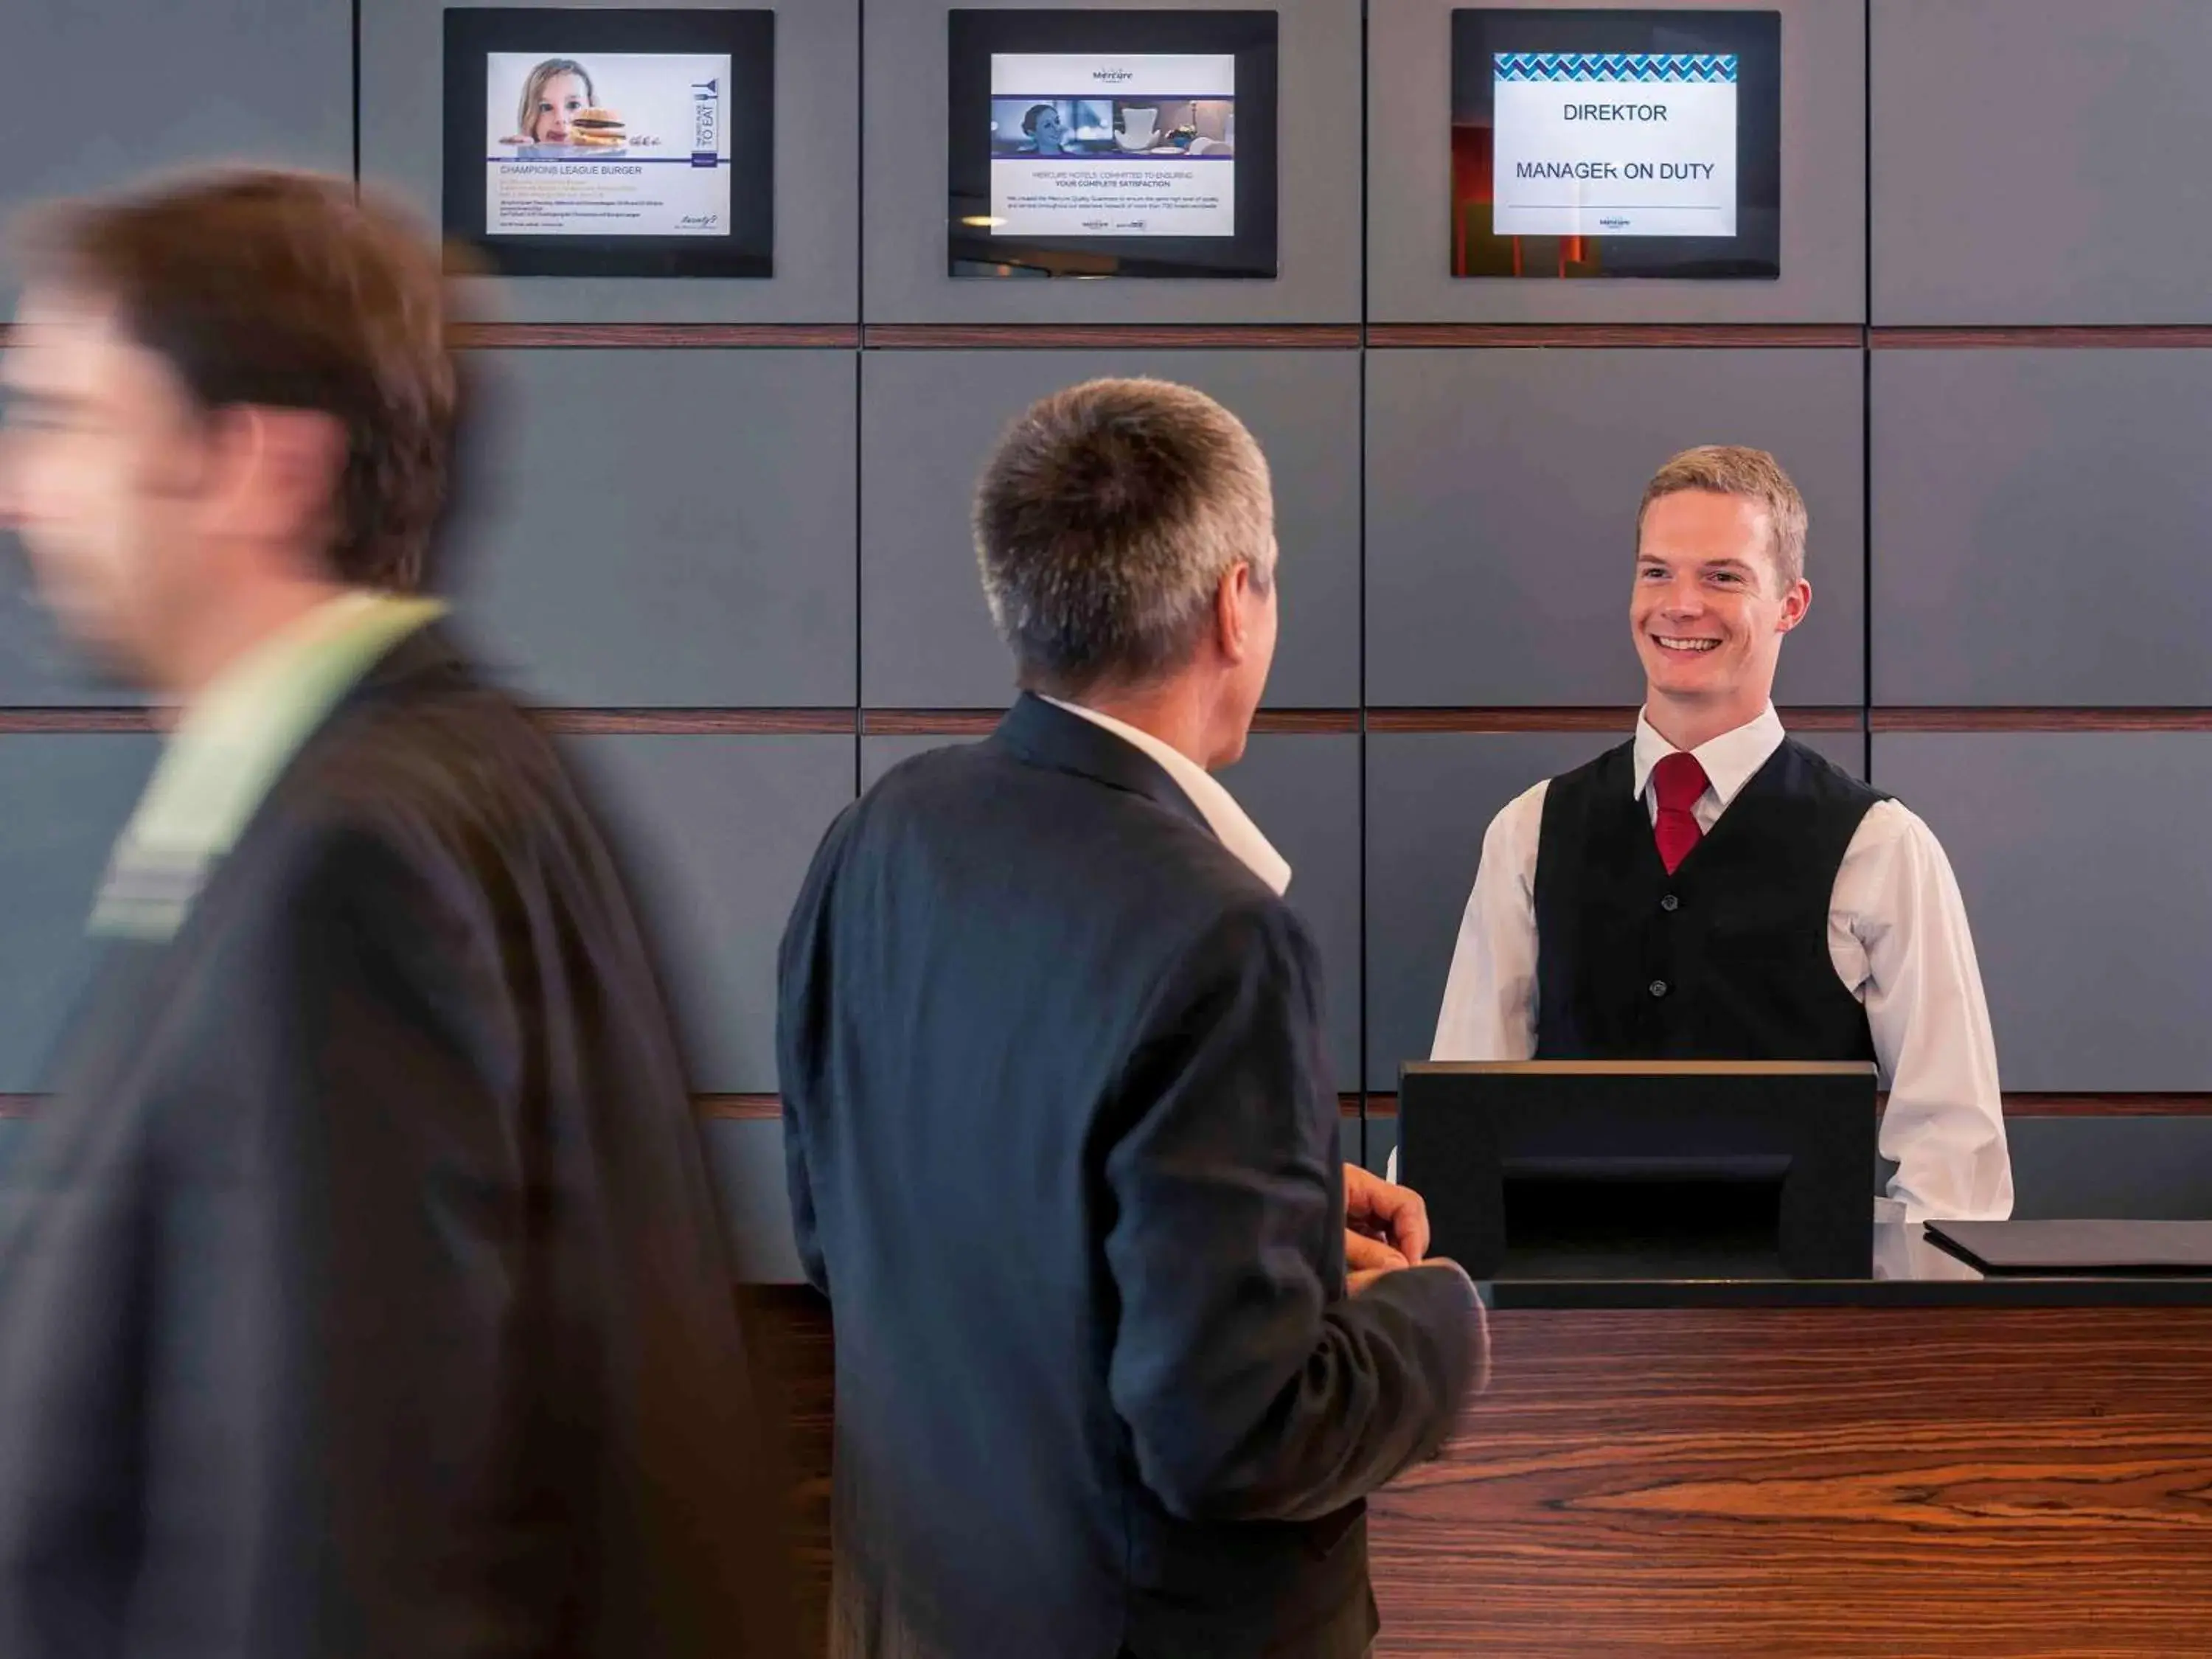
[1451,10,1779,280]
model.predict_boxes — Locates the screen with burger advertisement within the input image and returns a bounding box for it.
[443,10,773,279]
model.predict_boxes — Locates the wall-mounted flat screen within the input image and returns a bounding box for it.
[949,10,1278,279]
[443,9,773,279]
[1450,10,1779,280]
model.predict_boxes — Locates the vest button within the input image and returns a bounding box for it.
[1649,978,1669,998]
[1660,894,1680,912]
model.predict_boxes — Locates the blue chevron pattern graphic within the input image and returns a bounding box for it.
[1493,52,1739,83]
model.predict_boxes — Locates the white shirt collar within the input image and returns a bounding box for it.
[1631,703,1787,810]
[1041,697,1293,896]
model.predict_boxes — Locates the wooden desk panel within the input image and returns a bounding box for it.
[751,1289,2212,1657]
[745,1287,835,1659]
[1371,1307,2212,1657]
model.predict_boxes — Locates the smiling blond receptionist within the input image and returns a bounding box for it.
[1412,446,2012,1224]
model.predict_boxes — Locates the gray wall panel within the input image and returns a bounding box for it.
[565,734,854,1093]
[862,350,1360,707]
[1873,733,2212,1092]
[1871,0,2212,324]
[4,0,352,312]
[1369,0,1867,324]
[1363,1116,1396,1179]
[0,580,141,710]
[1,0,352,706]
[1367,731,1616,1091]
[457,349,856,706]
[704,1118,804,1282]
[1366,726,1862,1091]
[0,736,159,1091]
[1366,349,1865,706]
[2008,1117,2212,1222]
[1871,351,2212,706]
[860,729,1363,1082]
[863,0,1360,323]
[361,0,860,322]
[1222,734,1363,1085]
[1339,1116,1366,1176]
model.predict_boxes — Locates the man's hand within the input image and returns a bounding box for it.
[1348,1259,1472,1298]
[1343,1162,1430,1274]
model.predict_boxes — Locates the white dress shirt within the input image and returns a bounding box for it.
[1429,705,2013,1222]
[1042,698,1292,895]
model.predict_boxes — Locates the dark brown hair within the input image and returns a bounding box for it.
[973,377,1273,697]
[17,168,458,592]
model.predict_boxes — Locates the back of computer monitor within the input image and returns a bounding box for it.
[1398,1062,1878,1280]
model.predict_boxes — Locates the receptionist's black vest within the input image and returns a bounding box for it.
[1533,737,1886,1061]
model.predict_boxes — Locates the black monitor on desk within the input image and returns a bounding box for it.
[1399,1061,1879,1281]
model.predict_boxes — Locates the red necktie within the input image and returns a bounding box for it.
[1652,751,1708,874]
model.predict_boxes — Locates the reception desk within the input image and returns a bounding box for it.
[751,1227,2212,1657]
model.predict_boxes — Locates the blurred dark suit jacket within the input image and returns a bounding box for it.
[0,627,793,1658]
[779,694,1483,1659]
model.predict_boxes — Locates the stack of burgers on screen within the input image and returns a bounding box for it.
[568,108,626,150]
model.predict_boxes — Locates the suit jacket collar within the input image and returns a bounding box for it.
[992,692,1214,838]
[334,613,474,711]
[91,594,451,941]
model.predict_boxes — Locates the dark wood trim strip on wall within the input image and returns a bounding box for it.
[861,709,1361,737]
[8,1093,2206,1126]
[703,1093,1364,1123]
[1,706,1893,738]
[1367,706,1863,734]
[1361,1093,2212,1119]
[451,323,860,349]
[1873,709,2212,733]
[702,1093,1371,1122]
[2003,1095,2212,1117]
[863,324,1363,349]
[1366,324,1865,349]
[597,1093,1363,1124]
[18,707,2200,739]
[1249,710,1364,734]
[697,1095,786,1121]
[538,709,858,736]
[0,706,1352,740]
[1871,326,2212,350]
[12,324,2206,353]
[0,708,864,737]
[0,709,159,734]
[861,710,1001,737]
[694,1096,1367,1121]
[4,1095,792,1124]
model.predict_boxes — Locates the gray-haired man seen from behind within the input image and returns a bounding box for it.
[779,378,1487,1659]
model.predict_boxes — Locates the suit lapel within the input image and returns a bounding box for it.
[990,693,1214,838]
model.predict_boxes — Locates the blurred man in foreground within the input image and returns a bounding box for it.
[780,378,1486,1659]
[0,169,790,1657]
